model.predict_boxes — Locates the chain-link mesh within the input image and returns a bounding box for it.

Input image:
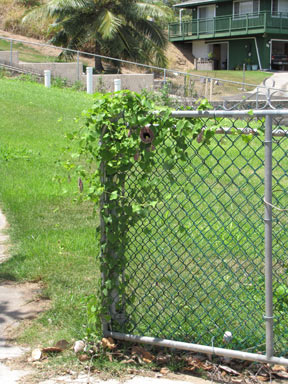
[109,113,288,358]
[270,116,288,356]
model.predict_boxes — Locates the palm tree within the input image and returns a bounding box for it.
[24,0,172,72]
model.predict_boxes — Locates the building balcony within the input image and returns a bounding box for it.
[168,11,288,41]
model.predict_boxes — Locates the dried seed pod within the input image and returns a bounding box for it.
[140,125,154,144]
[78,178,83,193]
[197,130,204,143]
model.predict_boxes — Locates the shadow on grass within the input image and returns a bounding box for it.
[0,253,26,281]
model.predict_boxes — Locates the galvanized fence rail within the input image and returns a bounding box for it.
[103,109,288,365]
[1,36,288,104]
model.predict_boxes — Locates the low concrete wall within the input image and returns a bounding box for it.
[0,51,154,93]
[0,51,19,66]
[82,73,154,93]
[20,62,82,83]
[194,59,214,71]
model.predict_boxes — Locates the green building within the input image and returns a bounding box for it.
[168,0,288,70]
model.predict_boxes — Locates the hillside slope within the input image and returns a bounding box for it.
[0,1,194,71]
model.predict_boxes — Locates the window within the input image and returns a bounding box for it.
[233,0,259,18]
[197,5,216,19]
[272,0,288,17]
[197,5,216,33]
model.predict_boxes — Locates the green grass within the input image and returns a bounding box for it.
[189,70,273,85]
[1,77,287,363]
[120,118,288,356]
[0,77,99,345]
[0,39,60,63]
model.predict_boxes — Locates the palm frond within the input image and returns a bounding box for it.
[135,1,172,20]
[98,10,123,39]
[135,19,167,48]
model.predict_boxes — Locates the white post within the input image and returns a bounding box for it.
[44,70,51,88]
[86,67,93,94]
[114,79,121,92]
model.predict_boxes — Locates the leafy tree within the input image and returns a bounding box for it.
[24,0,172,71]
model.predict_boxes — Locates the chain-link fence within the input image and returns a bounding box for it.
[103,109,288,365]
[1,36,288,105]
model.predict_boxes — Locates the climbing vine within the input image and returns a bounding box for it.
[68,90,262,335]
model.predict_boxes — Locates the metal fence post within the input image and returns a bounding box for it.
[209,80,213,101]
[204,78,208,99]
[264,114,274,359]
[256,87,259,109]
[77,51,80,82]
[242,64,246,91]
[10,39,13,66]
[99,154,109,334]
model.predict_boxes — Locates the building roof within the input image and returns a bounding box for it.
[173,0,230,8]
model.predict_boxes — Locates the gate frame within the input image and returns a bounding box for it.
[104,109,288,366]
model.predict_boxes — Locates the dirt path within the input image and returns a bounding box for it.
[0,210,48,383]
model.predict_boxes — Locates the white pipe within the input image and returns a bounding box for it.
[179,8,184,35]
[86,66,93,94]
[254,37,262,70]
[44,70,51,88]
[170,109,288,117]
[105,331,288,366]
[114,79,121,92]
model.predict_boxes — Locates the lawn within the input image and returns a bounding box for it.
[0,76,287,363]
[0,36,273,90]
[0,77,99,345]
[117,116,288,356]
[189,70,273,85]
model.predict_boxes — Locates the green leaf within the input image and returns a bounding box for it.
[132,204,142,214]
[110,190,118,200]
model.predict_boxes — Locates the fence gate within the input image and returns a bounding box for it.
[103,109,288,365]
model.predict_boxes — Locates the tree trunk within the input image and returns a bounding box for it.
[95,41,104,73]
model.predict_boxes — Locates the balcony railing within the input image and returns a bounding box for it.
[168,11,288,40]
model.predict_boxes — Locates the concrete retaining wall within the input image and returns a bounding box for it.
[20,62,82,83]
[0,51,154,93]
[81,73,154,93]
[0,51,19,66]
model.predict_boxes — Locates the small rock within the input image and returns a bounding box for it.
[73,340,85,353]
[78,354,90,362]
[31,348,42,361]
[160,367,170,375]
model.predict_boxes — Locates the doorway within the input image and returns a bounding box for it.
[209,42,228,70]
[271,40,288,71]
